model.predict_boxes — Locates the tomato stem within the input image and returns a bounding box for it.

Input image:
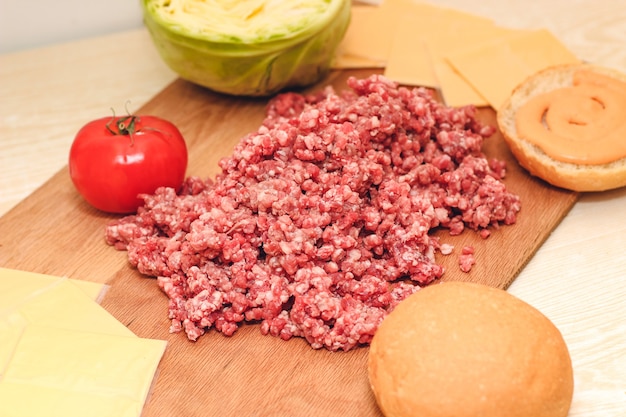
[104,105,169,146]
[106,112,138,145]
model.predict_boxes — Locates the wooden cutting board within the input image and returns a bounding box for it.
[0,69,578,417]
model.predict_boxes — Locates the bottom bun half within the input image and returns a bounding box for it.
[497,63,626,192]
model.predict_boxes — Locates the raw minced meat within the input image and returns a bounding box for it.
[105,74,521,351]
[459,245,477,273]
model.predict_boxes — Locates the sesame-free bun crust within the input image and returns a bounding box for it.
[367,281,574,417]
[497,63,626,192]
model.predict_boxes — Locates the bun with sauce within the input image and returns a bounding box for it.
[497,63,626,191]
[367,281,574,417]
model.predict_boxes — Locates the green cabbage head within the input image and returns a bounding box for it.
[142,0,351,96]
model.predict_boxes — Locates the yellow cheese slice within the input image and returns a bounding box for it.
[423,26,528,107]
[447,29,581,109]
[340,0,496,105]
[338,5,396,62]
[0,268,64,311]
[0,269,133,340]
[382,0,494,30]
[71,279,108,301]
[0,283,134,377]
[385,11,525,106]
[331,49,385,69]
[0,267,106,308]
[341,0,494,68]
[16,278,134,337]
[335,2,579,111]
[0,325,166,417]
[336,1,580,110]
[1,269,127,373]
[431,55,488,107]
[383,22,438,88]
[0,268,167,417]
[0,312,27,375]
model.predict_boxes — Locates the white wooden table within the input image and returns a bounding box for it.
[1,2,624,415]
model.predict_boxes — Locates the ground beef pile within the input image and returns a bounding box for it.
[106,75,521,351]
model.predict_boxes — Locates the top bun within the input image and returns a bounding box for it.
[497,63,626,192]
[368,281,573,417]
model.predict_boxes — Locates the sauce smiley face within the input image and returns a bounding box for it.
[515,70,626,165]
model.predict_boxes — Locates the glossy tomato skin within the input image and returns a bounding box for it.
[69,115,188,214]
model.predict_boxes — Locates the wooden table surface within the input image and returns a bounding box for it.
[1,1,625,416]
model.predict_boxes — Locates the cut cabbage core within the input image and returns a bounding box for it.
[148,0,337,43]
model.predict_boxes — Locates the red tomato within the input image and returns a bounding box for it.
[69,114,188,214]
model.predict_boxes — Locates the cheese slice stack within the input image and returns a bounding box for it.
[0,268,167,417]
[334,0,580,108]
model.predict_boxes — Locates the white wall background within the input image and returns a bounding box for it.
[0,0,145,54]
